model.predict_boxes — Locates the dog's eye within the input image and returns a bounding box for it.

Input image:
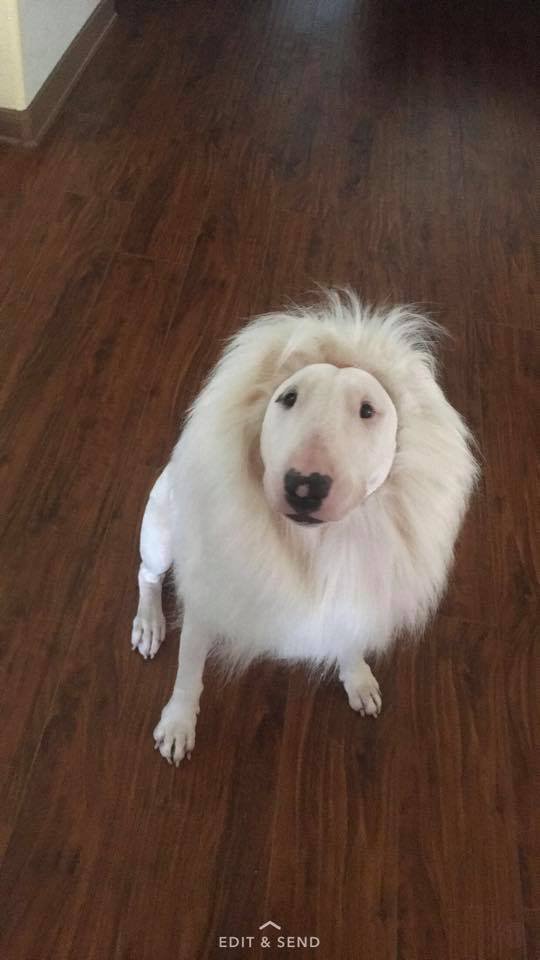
[278,389,298,409]
[360,401,375,419]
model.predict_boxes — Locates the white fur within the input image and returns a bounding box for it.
[131,290,478,765]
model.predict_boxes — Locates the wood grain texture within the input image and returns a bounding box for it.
[0,1,537,958]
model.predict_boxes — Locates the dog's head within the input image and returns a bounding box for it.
[260,363,398,525]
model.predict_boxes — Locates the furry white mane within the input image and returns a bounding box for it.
[172,290,478,661]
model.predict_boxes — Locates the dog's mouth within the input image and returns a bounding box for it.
[286,514,324,526]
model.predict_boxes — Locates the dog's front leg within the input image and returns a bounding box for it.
[338,652,382,717]
[153,611,211,765]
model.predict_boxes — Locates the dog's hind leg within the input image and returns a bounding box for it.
[131,467,173,660]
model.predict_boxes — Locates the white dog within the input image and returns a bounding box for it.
[131,291,477,765]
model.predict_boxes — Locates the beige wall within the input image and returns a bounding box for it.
[0,0,101,110]
[18,0,101,105]
[0,0,25,110]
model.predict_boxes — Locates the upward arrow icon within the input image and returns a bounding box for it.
[259,921,282,931]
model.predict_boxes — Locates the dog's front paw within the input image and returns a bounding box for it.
[153,698,198,766]
[131,601,166,660]
[341,661,382,717]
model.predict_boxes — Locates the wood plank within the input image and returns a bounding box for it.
[0,254,186,858]
[260,659,400,960]
[397,618,525,960]
[475,323,539,623]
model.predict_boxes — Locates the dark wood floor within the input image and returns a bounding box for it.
[0,1,538,957]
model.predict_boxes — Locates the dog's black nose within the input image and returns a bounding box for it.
[284,468,333,514]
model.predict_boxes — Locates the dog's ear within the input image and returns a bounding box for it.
[277,338,321,380]
[278,329,354,379]
[278,349,312,380]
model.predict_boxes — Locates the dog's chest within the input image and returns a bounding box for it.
[220,536,390,660]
